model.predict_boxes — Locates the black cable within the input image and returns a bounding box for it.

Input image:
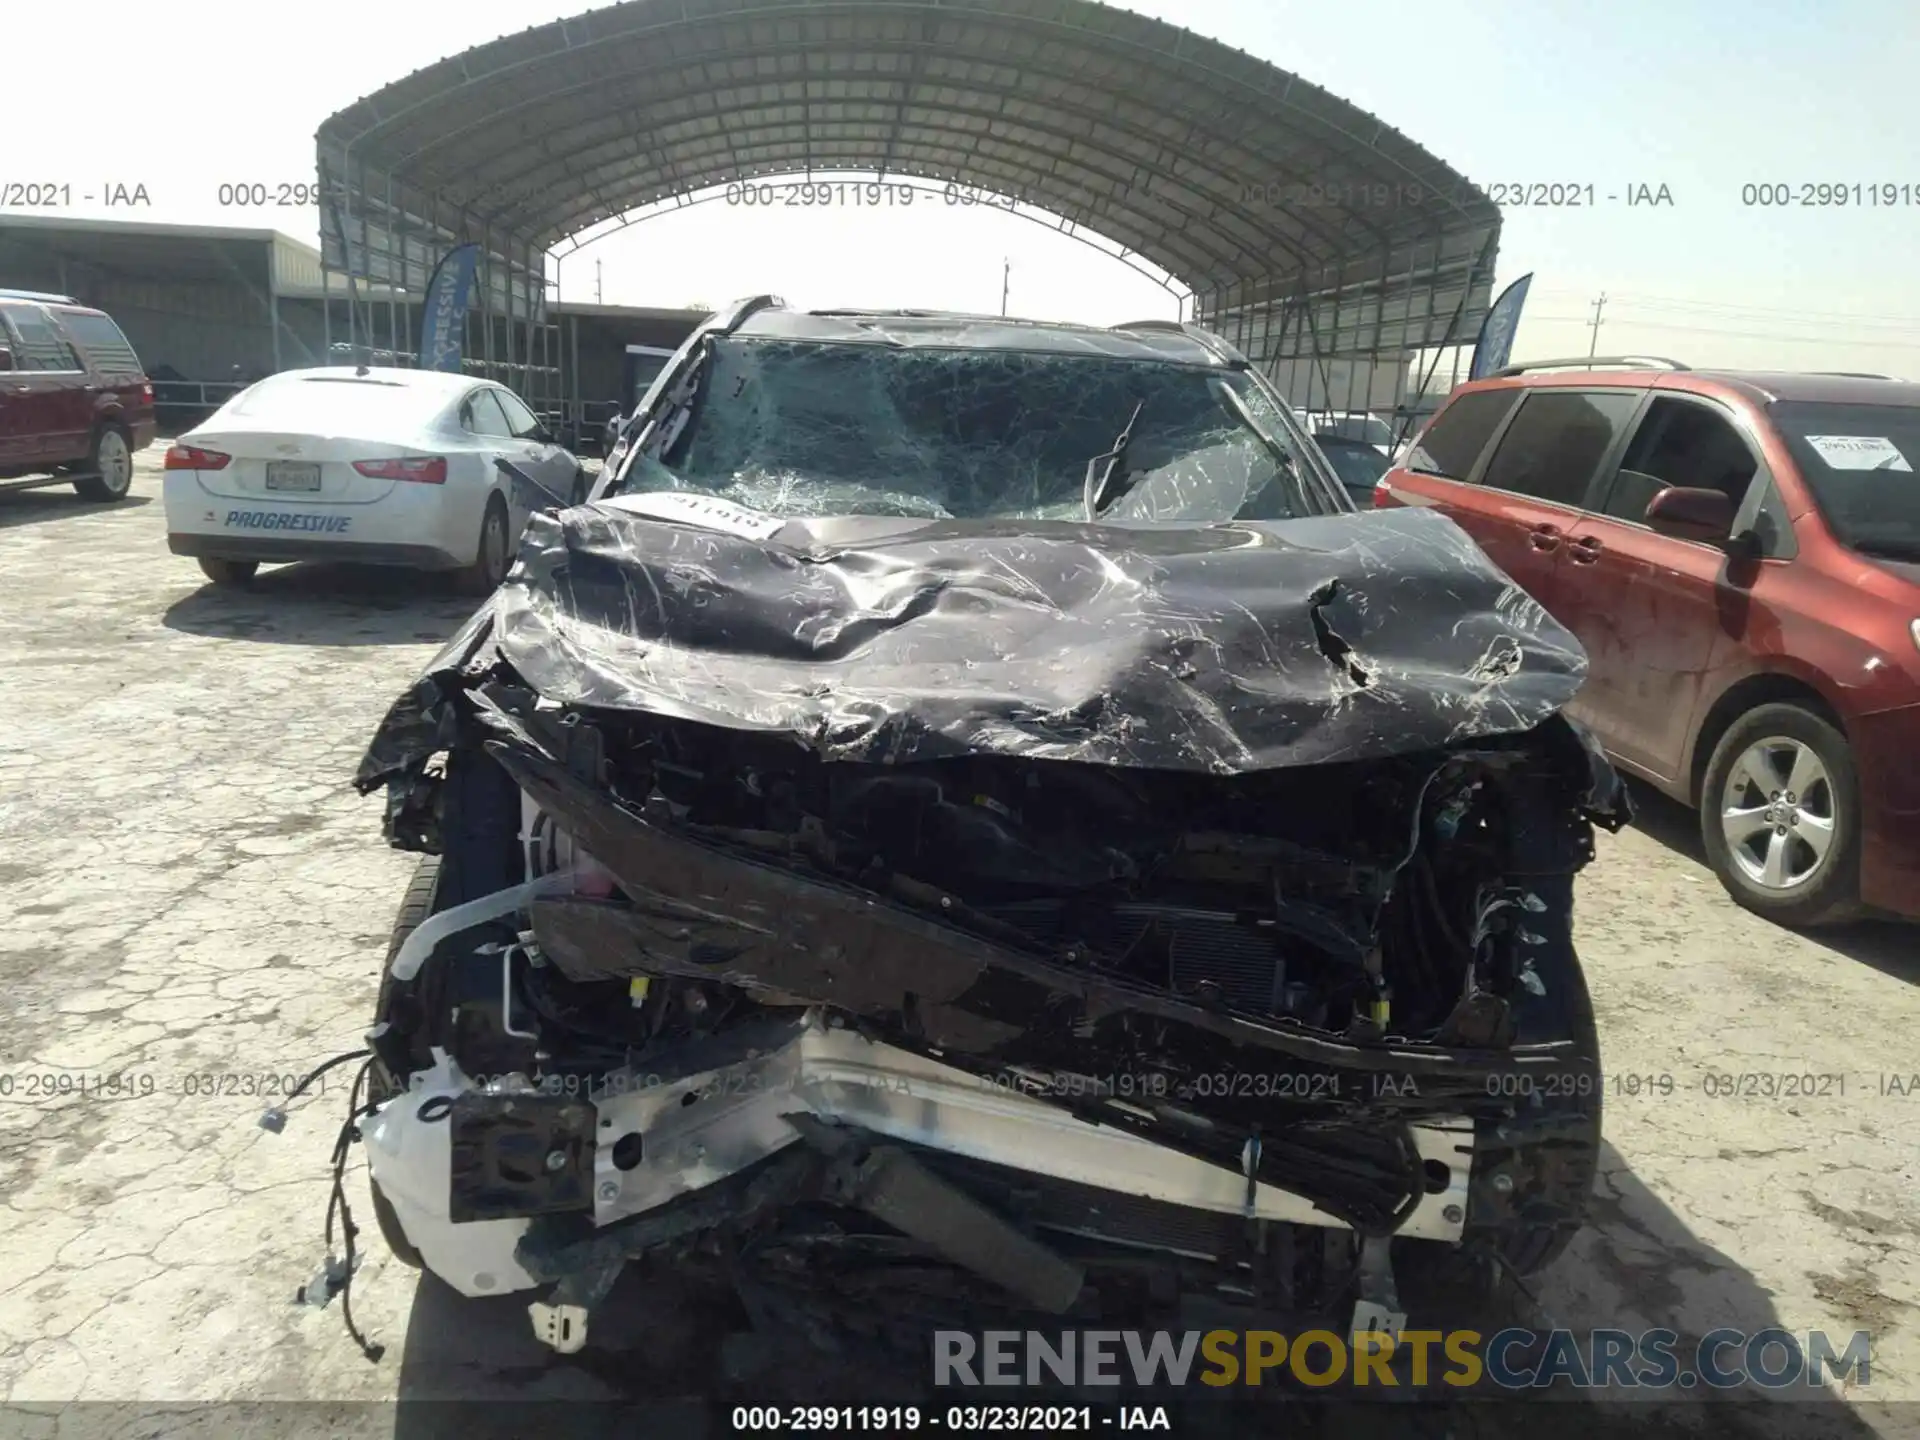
[261,1047,374,1135]
[319,1056,386,1363]
[288,1047,373,1105]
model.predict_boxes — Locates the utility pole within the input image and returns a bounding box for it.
[595,259,604,305]
[1000,257,1010,317]
[1587,292,1607,357]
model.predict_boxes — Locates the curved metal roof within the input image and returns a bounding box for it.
[316,0,1498,293]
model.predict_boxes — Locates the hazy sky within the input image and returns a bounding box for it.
[8,0,1920,372]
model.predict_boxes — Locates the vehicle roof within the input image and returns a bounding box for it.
[731,306,1236,368]
[262,365,496,397]
[0,288,86,306]
[1474,366,1920,407]
[1682,371,1920,405]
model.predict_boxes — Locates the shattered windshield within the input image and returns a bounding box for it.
[604,336,1334,522]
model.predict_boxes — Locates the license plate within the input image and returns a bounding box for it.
[266,462,321,492]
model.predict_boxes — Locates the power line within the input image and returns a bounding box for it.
[1551,286,1920,326]
[1612,298,1920,328]
[1526,315,1920,349]
[1586,292,1606,357]
[1610,290,1920,322]
[1531,287,1920,327]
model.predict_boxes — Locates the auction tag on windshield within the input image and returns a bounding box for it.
[1804,435,1913,471]
[602,491,785,540]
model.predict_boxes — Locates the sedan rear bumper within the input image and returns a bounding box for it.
[160,468,484,568]
[167,531,464,570]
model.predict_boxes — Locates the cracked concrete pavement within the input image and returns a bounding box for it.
[0,454,1915,1435]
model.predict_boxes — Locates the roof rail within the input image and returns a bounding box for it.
[1492,355,1689,377]
[1811,371,1899,380]
[1112,318,1245,366]
[713,294,786,335]
[0,287,81,305]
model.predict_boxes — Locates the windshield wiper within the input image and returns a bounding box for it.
[1083,399,1147,519]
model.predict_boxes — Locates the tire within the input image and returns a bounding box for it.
[196,557,259,586]
[1489,946,1601,1277]
[457,495,512,596]
[1699,702,1861,927]
[370,853,444,1102]
[1399,951,1601,1313]
[366,853,442,1271]
[71,425,134,502]
[1398,761,1605,1306]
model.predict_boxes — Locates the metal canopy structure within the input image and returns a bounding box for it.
[316,0,1502,415]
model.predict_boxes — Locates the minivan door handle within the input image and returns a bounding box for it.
[1568,534,1603,564]
[1528,522,1562,552]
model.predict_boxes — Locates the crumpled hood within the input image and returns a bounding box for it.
[359,497,1588,783]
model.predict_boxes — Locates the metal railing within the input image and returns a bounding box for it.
[151,380,249,432]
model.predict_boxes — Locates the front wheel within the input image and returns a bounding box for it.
[1699,702,1860,927]
[72,425,134,502]
[456,496,512,596]
[366,854,442,1270]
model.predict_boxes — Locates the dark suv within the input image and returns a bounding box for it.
[1376,357,1920,926]
[344,299,1628,1359]
[0,291,155,501]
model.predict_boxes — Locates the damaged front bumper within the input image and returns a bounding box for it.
[356,689,1611,1355]
[345,502,1629,1362]
[366,1013,1476,1302]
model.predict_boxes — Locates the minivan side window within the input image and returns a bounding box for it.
[1479,390,1642,507]
[1597,396,1760,524]
[1743,476,1798,559]
[1406,389,1520,480]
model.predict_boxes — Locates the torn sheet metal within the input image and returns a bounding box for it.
[358,503,1591,788]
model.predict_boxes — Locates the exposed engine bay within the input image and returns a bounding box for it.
[342,498,1628,1371]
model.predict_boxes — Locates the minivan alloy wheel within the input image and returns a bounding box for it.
[1719,737,1836,889]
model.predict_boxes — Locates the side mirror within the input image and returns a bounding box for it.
[1644,485,1736,544]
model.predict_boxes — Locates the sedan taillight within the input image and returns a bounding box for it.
[165,444,230,471]
[1371,481,1394,507]
[354,456,448,484]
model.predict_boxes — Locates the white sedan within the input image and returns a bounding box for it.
[162,366,587,591]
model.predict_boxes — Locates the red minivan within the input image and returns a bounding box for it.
[1376,359,1920,927]
[0,291,155,501]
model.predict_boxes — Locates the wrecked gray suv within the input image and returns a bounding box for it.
[348,299,1626,1368]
